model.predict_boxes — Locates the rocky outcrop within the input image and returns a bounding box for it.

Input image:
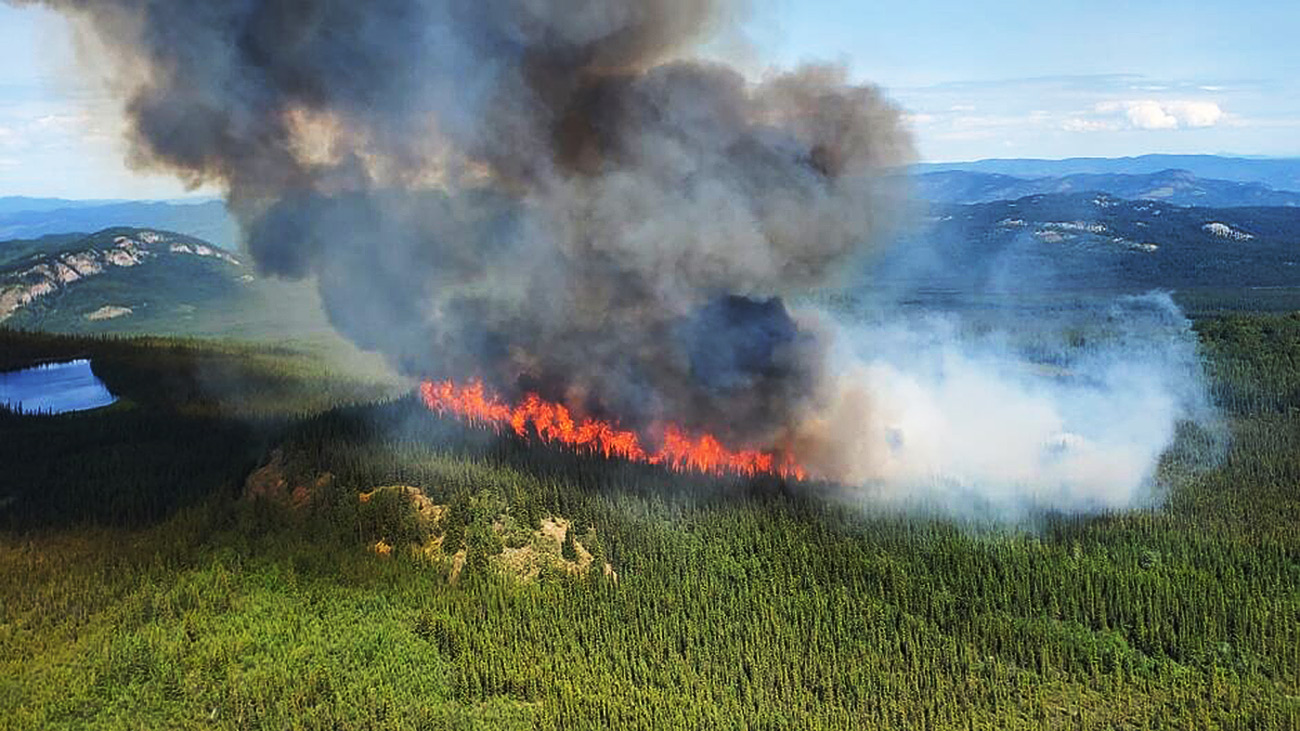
[0,229,242,322]
[85,305,133,321]
[1202,222,1254,241]
[243,448,331,509]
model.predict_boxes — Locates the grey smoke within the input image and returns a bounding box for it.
[19,0,1219,518]
[19,0,911,447]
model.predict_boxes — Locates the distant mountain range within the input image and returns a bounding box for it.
[3,165,1300,340]
[0,197,131,216]
[872,192,1300,297]
[912,169,1300,208]
[0,198,239,249]
[914,155,1300,193]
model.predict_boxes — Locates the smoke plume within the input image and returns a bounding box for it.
[22,0,909,444]
[790,293,1219,518]
[21,0,1217,518]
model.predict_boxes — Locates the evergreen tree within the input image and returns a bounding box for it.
[442,493,471,553]
[561,526,578,562]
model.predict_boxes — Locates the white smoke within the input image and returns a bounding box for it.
[792,292,1219,519]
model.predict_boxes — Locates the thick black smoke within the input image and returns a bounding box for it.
[22,0,912,448]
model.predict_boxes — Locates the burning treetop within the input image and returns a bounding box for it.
[421,379,805,479]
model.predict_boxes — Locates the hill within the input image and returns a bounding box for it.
[913,169,1300,207]
[915,155,1300,192]
[0,227,343,340]
[0,232,89,263]
[0,198,240,249]
[0,227,249,334]
[873,193,1300,300]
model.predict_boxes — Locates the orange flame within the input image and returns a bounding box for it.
[420,379,805,480]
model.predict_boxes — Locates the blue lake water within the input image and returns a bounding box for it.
[0,359,117,414]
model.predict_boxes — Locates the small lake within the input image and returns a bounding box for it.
[0,359,118,415]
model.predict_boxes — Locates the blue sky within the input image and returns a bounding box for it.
[1,0,1298,198]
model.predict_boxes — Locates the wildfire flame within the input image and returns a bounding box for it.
[420,379,806,480]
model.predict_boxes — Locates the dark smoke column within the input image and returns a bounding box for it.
[23,0,913,449]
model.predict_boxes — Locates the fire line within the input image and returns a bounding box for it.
[420,379,805,480]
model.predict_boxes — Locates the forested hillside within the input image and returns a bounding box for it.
[874,194,1300,300]
[1,317,1297,729]
[914,169,1300,207]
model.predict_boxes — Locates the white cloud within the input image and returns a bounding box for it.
[1169,100,1224,127]
[35,113,90,129]
[1062,118,1120,133]
[1069,99,1225,132]
[1124,100,1181,129]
